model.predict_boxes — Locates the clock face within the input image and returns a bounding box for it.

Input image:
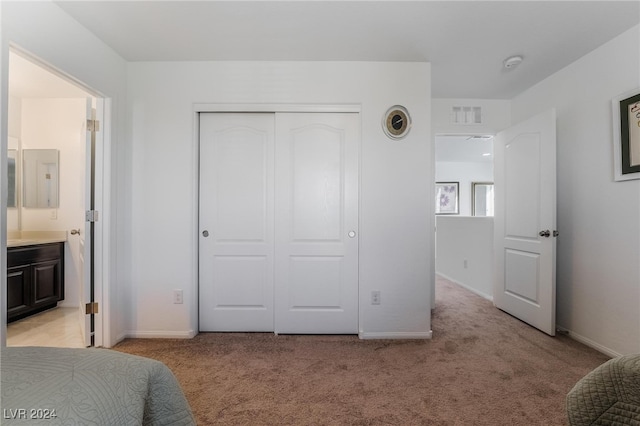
[383,106,411,139]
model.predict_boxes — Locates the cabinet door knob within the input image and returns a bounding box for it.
[70,229,81,235]
[202,230,209,237]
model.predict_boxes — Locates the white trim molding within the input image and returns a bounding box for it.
[194,103,361,114]
[359,331,433,340]
[436,272,493,301]
[123,330,198,339]
[556,326,621,358]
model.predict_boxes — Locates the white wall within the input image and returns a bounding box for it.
[436,216,493,299]
[7,95,20,231]
[1,2,128,347]
[127,61,432,339]
[19,98,86,309]
[432,99,511,135]
[435,161,493,216]
[511,25,640,356]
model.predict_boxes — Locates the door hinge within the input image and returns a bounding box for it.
[86,210,99,222]
[87,119,100,132]
[85,302,99,315]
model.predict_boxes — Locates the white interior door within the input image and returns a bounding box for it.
[78,100,90,346]
[80,98,99,347]
[493,108,557,336]
[274,113,359,334]
[199,113,275,331]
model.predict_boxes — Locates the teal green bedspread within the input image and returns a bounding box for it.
[1,347,196,425]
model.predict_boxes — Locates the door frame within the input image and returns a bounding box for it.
[192,103,361,334]
[432,132,496,306]
[1,46,111,347]
[433,114,557,337]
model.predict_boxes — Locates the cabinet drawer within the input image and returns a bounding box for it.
[7,243,64,268]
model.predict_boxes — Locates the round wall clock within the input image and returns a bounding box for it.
[382,105,412,140]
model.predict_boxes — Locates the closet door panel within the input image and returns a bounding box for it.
[199,113,275,332]
[290,127,343,241]
[274,113,359,334]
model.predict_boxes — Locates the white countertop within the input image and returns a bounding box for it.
[7,231,68,248]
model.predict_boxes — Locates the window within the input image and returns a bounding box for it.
[472,182,494,217]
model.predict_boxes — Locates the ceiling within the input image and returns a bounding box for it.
[436,135,493,163]
[53,0,640,99]
[9,51,91,99]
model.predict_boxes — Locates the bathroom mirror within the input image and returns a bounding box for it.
[472,182,494,217]
[23,149,59,208]
[7,150,17,208]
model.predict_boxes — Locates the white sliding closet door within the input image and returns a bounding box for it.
[199,111,359,334]
[274,113,359,334]
[199,113,275,331]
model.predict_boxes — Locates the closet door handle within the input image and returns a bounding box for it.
[348,231,356,238]
[202,230,209,237]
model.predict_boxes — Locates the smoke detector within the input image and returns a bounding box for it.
[503,55,523,70]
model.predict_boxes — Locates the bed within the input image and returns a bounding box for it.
[566,354,640,425]
[1,346,196,425]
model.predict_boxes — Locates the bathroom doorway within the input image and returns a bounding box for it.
[5,48,104,348]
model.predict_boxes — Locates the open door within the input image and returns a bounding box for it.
[79,98,101,346]
[493,108,557,336]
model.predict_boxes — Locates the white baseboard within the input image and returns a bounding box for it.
[359,331,433,340]
[436,272,493,301]
[114,332,128,345]
[122,330,197,339]
[556,326,621,358]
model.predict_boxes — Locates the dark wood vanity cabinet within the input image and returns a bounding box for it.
[7,242,64,323]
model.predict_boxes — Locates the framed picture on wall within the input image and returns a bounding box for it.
[612,88,640,181]
[435,182,459,214]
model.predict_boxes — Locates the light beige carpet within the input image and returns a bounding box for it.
[113,276,609,425]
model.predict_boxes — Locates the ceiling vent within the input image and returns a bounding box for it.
[452,106,482,125]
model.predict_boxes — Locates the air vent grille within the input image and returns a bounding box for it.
[452,106,482,125]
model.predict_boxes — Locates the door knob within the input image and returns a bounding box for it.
[348,231,356,238]
[202,230,209,237]
[70,229,81,235]
[539,230,551,238]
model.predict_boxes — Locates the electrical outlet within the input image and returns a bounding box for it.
[371,290,381,305]
[173,289,183,304]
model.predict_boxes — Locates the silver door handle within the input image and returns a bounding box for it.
[70,229,81,235]
[202,230,209,237]
[348,231,356,238]
[539,230,550,238]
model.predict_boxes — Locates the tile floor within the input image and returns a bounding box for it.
[7,307,86,348]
